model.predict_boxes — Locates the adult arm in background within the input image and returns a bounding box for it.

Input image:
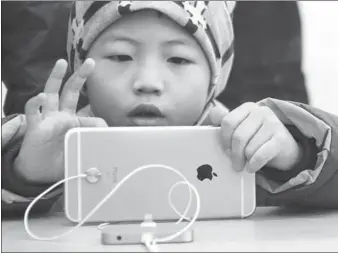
[1,1,72,217]
[1,1,71,116]
[218,1,309,109]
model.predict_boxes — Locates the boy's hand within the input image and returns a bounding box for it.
[14,59,108,184]
[209,102,302,173]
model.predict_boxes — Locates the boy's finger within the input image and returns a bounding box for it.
[244,123,273,162]
[246,137,279,173]
[78,116,108,127]
[208,103,228,126]
[231,111,264,171]
[220,102,257,152]
[25,93,46,130]
[42,59,68,118]
[60,58,95,114]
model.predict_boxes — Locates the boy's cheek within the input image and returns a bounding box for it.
[167,103,203,125]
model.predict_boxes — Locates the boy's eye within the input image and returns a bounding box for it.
[168,57,191,65]
[108,55,133,62]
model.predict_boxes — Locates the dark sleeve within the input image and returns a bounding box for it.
[257,105,338,209]
[217,1,309,110]
[1,1,71,116]
[1,116,62,217]
[260,125,319,183]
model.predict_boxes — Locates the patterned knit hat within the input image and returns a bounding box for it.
[67,1,235,98]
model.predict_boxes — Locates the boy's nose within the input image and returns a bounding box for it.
[132,62,164,96]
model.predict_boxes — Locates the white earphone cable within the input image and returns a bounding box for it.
[24,164,200,246]
[168,181,192,223]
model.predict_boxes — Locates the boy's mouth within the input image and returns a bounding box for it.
[128,104,167,126]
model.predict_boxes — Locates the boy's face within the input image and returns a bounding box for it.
[86,10,210,126]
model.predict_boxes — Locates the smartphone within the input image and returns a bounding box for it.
[64,126,256,223]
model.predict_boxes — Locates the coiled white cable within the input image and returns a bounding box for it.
[24,164,200,250]
[24,174,87,240]
[168,181,192,223]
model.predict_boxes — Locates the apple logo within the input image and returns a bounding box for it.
[197,164,218,181]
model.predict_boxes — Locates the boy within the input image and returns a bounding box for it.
[2,1,338,216]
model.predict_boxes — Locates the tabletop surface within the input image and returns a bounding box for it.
[2,207,338,252]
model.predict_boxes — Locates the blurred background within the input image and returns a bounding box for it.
[1,1,338,116]
[298,1,338,115]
